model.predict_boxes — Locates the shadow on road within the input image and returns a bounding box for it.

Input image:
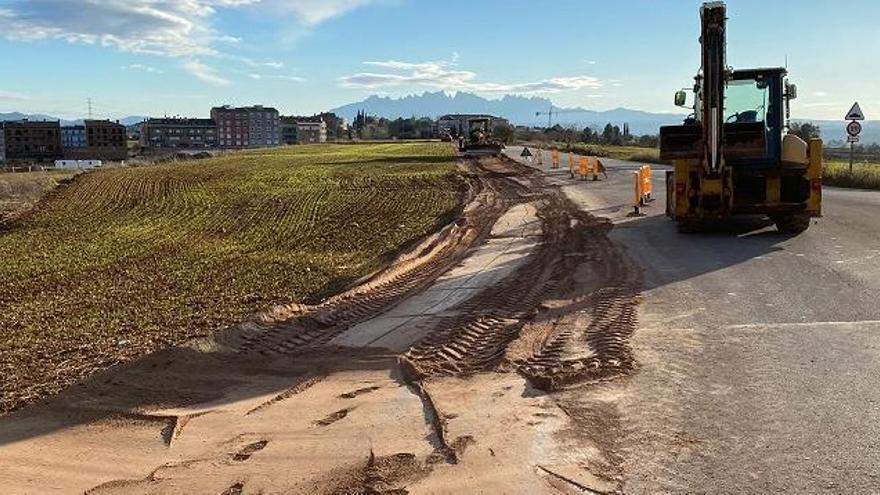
[612,209,800,291]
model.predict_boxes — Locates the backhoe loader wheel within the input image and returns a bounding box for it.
[772,214,810,234]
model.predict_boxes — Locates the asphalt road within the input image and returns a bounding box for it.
[508,146,880,493]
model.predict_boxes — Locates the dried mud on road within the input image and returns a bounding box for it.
[0,156,642,494]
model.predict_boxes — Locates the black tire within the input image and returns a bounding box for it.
[773,214,810,234]
[665,172,675,218]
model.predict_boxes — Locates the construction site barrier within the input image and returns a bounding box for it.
[632,165,653,214]
[633,170,643,214]
[641,165,653,201]
[593,158,604,181]
[568,153,576,178]
[578,155,589,179]
[536,147,544,166]
[551,149,560,169]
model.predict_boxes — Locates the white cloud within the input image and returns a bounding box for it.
[0,90,29,102]
[585,60,597,65]
[340,59,604,94]
[122,64,164,74]
[277,0,382,26]
[181,59,231,87]
[0,1,262,57]
[249,73,305,82]
[813,91,828,97]
[801,102,839,108]
[0,0,380,85]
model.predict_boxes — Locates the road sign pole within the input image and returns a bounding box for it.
[850,140,855,175]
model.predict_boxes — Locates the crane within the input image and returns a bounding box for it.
[534,105,593,128]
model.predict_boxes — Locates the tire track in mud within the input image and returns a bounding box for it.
[221,161,534,358]
[399,157,642,391]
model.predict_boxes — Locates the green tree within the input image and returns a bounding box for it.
[789,122,821,141]
[493,123,515,144]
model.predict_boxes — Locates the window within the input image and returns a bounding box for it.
[724,79,769,124]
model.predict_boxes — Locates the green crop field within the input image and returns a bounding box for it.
[0,142,464,413]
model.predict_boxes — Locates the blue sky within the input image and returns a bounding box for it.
[0,0,876,121]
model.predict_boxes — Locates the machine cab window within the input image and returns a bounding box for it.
[724,79,768,125]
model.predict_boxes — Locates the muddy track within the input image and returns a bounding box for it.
[213,160,533,357]
[401,157,642,390]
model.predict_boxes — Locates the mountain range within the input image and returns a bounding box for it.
[331,91,686,136]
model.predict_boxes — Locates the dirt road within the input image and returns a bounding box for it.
[0,157,641,494]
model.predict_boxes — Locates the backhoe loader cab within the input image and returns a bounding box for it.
[660,2,822,234]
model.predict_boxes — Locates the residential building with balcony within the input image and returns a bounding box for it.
[211,105,280,148]
[296,120,327,144]
[139,118,218,151]
[3,120,63,161]
[61,125,87,149]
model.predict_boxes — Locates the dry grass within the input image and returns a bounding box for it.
[824,160,880,190]
[0,169,79,219]
[532,143,668,165]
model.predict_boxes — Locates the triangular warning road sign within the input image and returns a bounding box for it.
[521,147,532,157]
[846,102,865,121]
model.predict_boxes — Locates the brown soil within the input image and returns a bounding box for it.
[0,156,643,494]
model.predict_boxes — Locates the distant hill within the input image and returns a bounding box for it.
[0,113,149,127]
[795,120,880,147]
[331,91,685,136]
[0,112,74,125]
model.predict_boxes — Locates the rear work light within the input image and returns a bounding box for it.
[675,183,686,196]
[811,178,822,192]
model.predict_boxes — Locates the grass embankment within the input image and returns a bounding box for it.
[823,160,880,190]
[0,142,464,413]
[530,142,667,165]
[0,169,79,219]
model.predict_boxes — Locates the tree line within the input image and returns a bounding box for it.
[351,111,437,140]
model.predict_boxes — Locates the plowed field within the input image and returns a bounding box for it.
[0,143,464,414]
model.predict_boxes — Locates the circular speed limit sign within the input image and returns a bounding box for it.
[847,120,862,137]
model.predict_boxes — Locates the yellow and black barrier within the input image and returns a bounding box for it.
[633,165,653,214]
[641,165,653,202]
[633,170,643,214]
[578,155,589,179]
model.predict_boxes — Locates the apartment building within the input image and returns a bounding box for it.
[3,120,63,161]
[280,116,298,145]
[139,118,218,150]
[296,120,327,144]
[211,105,280,148]
[61,125,87,149]
[61,120,127,160]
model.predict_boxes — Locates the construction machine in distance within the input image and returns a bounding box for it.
[460,117,504,158]
[660,1,822,233]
